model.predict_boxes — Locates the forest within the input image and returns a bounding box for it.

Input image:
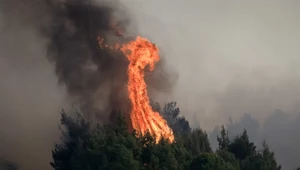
[0,101,299,170]
[2,102,298,170]
[30,102,299,170]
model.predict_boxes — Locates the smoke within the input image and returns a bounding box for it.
[44,0,132,123]
[44,0,176,123]
[123,0,300,169]
[208,111,300,169]
[3,0,300,169]
[0,0,176,169]
[0,1,64,170]
[125,0,300,127]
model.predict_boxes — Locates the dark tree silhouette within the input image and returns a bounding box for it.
[50,102,283,170]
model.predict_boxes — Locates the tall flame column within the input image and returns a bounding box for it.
[120,36,174,143]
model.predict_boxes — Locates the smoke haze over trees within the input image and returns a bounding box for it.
[1,0,300,170]
[209,110,300,170]
[0,0,176,169]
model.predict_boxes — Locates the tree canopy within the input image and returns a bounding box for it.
[50,102,286,170]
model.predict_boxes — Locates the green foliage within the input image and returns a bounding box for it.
[160,102,191,134]
[217,125,230,151]
[216,126,282,170]
[183,128,212,157]
[228,129,256,160]
[189,153,235,170]
[51,102,283,170]
[139,134,190,170]
[216,150,240,170]
[76,126,140,170]
[259,140,282,170]
[50,110,90,170]
[240,141,281,170]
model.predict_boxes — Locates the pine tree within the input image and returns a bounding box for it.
[229,129,256,160]
[217,125,230,151]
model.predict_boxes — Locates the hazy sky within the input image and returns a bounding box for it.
[123,0,300,129]
[0,3,65,168]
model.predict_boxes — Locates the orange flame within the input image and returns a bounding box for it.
[120,37,174,143]
[98,36,175,143]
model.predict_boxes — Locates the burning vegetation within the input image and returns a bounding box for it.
[121,37,174,143]
[44,0,176,129]
[98,36,175,143]
[44,0,176,143]
[0,0,291,170]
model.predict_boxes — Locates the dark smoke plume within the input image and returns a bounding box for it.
[44,0,175,124]
[45,0,132,123]
[0,0,176,169]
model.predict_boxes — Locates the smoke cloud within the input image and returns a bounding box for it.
[45,0,132,123]
[0,0,176,169]
[43,0,176,123]
[125,0,300,127]
[123,0,300,169]
[2,0,300,169]
[208,111,300,169]
[0,1,64,170]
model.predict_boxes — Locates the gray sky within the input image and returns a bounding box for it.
[123,0,300,129]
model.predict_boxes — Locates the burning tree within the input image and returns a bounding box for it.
[98,36,175,143]
[120,37,175,143]
[47,1,283,170]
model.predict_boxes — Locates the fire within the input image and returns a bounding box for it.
[98,36,175,143]
[120,37,174,143]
